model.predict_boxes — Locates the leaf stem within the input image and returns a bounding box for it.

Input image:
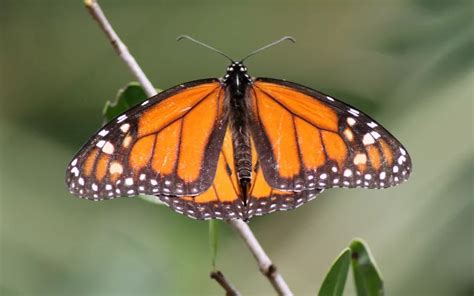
[84,1,293,295]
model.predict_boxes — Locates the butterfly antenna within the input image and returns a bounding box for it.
[240,36,296,62]
[177,35,234,62]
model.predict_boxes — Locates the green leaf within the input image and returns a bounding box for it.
[208,220,219,269]
[350,239,384,296]
[102,82,159,123]
[318,248,351,296]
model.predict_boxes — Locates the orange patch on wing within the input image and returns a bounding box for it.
[219,128,240,195]
[194,186,218,203]
[122,135,132,148]
[129,134,155,172]
[177,89,220,182]
[152,120,180,175]
[357,164,367,172]
[250,168,293,199]
[343,128,354,142]
[212,153,238,202]
[255,82,338,132]
[95,154,110,181]
[254,89,300,178]
[367,145,382,170]
[294,118,325,169]
[138,83,219,137]
[321,131,347,168]
[379,139,393,166]
[250,137,258,169]
[83,148,99,176]
[194,130,238,204]
[250,168,273,198]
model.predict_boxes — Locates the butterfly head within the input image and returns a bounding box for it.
[223,61,252,85]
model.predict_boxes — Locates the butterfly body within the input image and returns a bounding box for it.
[66,60,411,221]
[225,62,254,205]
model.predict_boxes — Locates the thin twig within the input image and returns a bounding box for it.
[210,271,241,296]
[83,1,293,295]
[229,219,293,296]
[84,0,156,97]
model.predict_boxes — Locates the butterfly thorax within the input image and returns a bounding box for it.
[224,62,253,204]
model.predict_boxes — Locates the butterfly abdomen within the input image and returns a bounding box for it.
[227,83,253,198]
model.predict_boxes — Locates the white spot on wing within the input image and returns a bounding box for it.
[398,155,406,165]
[71,167,79,177]
[98,130,109,137]
[96,140,106,148]
[120,123,130,133]
[102,142,114,154]
[344,169,352,177]
[109,162,123,174]
[125,178,134,186]
[362,133,375,145]
[353,153,367,165]
[346,117,356,126]
[117,114,127,123]
[326,96,335,102]
[370,131,381,139]
[367,122,378,128]
[348,108,359,117]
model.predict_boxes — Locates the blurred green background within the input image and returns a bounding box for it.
[1,0,472,295]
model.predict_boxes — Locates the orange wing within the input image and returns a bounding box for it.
[156,128,246,220]
[247,138,323,218]
[66,79,228,200]
[249,79,412,191]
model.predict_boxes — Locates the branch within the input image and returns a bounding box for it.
[229,219,293,296]
[84,1,293,295]
[84,0,156,97]
[210,271,241,296]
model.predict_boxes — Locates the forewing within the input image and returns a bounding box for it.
[66,79,228,199]
[249,78,412,191]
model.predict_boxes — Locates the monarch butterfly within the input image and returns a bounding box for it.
[66,36,411,221]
